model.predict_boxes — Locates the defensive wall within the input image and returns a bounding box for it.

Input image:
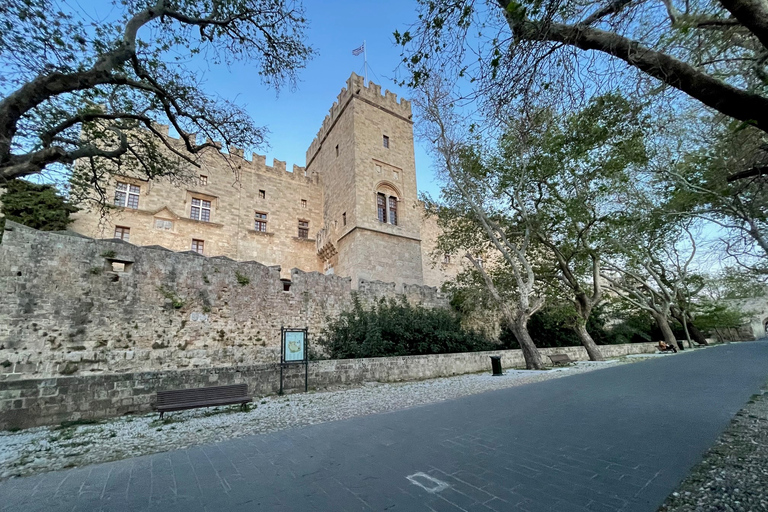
[0,221,447,380]
[0,342,659,430]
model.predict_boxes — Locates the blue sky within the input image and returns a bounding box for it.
[70,0,441,197]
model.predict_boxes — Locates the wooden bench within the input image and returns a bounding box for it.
[156,384,252,419]
[548,353,575,366]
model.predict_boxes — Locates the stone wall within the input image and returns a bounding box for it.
[0,222,447,379]
[0,342,658,430]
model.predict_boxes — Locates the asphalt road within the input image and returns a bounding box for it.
[2,341,767,512]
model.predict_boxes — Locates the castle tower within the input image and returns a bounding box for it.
[308,73,424,289]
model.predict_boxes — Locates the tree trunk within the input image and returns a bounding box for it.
[686,322,709,346]
[651,311,677,345]
[507,316,545,370]
[573,322,604,361]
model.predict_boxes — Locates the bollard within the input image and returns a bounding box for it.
[490,355,503,376]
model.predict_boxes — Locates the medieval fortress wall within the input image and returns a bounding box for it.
[0,221,449,381]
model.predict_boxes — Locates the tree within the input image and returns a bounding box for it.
[418,84,546,369]
[0,178,79,236]
[397,0,768,182]
[0,0,313,188]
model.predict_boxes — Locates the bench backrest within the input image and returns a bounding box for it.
[157,384,249,407]
[549,354,572,363]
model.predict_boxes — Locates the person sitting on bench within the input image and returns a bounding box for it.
[658,341,677,353]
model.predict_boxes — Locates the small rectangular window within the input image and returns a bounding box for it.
[114,182,140,209]
[298,220,309,239]
[154,219,173,230]
[382,135,389,148]
[335,144,339,157]
[199,175,208,185]
[114,226,130,241]
[443,254,451,264]
[259,190,266,199]
[191,239,204,254]
[377,193,386,223]
[342,212,347,226]
[254,211,268,232]
[190,198,211,222]
[301,199,307,208]
[388,196,398,225]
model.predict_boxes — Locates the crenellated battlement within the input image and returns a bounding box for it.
[149,123,318,185]
[305,73,412,168]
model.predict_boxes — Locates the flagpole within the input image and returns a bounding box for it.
[363,40,368,85]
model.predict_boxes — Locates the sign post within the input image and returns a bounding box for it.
[280,327,308,394]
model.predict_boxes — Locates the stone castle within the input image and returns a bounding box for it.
[70,73,458,289]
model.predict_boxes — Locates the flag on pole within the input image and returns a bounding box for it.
[352,43,365,56]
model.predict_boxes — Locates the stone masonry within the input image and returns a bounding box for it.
[69,73,463,288]
[0,221,448,380]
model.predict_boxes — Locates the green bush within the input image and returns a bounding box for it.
[315,296,494,359]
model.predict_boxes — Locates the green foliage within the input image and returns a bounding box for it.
[694,302,752,332]
[234,271,250,286]
[316,296,494,359]
[157,286,185,309]
[0,179,79,237]
[499,305,618,349]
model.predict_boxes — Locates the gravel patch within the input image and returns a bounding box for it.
[659,380,768,512]
[0,358,651,480]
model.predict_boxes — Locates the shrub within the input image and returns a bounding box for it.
[316,296,494,359]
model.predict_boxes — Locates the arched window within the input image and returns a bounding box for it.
[375,185,399,226]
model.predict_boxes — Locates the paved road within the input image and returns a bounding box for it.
[2,342,767,512]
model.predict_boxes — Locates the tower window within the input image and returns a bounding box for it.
[301,199,307,208]
[259,190,266,199]
[298,220,309,239]
[388,196,398,225]
[190,198,211,222]
[254,211,268,232]
[382,135,389,148]
[342,212,347,226]
[199,175,208,185]
[114,226,130,242]
[377,193,386,223]
[191,239,205,254]
[335,144,339,157]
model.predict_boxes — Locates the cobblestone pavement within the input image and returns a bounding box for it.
[660,379,768,512]
[1,341,767,512]
[0,360,636,480]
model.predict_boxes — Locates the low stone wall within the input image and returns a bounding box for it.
[0,342,657,430]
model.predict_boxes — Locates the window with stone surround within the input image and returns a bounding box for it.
[190,198,211,222]
[114,226,130,241]
[258,189,266,199]
[254,211,268,232]
[383,135,389,148]
[199,175,208,185]
[191,239,204,254]
[377,193,386,223]
[298,220,309,238]
[388,196,398,225]
[155,219,173,230]
[114,182,140,209]
[376,188,399,226]
[301,199,307,208]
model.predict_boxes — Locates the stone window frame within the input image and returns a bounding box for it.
[254,211,268,232]
[114,182,140,209]
[191,239,205,254]
[190,198,212,222]
[298,219,309,239]
[199,175,208,186]
[382,134,389,149]
[301,199,307,208]
[375,182,401,227]
[258,189,266,199]
[114,226,130,241]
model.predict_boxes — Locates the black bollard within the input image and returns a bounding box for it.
[490,356,503,376]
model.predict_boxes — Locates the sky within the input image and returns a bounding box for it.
[69,0,442,197]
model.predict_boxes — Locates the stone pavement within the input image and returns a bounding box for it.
[2,341,767,512]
